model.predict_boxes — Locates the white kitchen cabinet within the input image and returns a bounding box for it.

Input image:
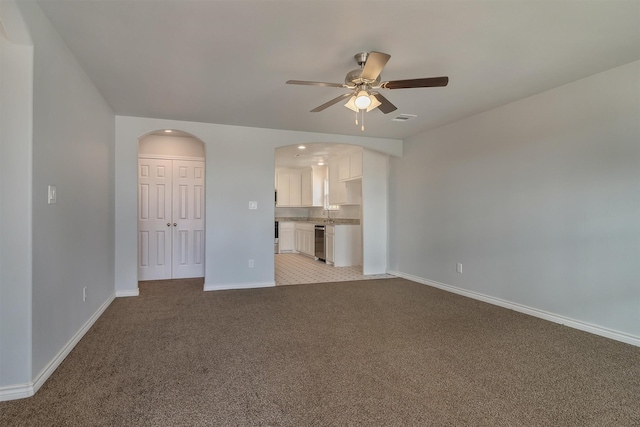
[328,162,339,205]
[276,171,290,206]
[276,170,302,207]
[301,168,312,206]
[330,224,361,267]
[338,149,363,181]
[294,223,315,257]
[305,230,314,256]
[278,222,295,253]
[301,165,326,207]
[326,226,335,264]
[290,172,302,206]
[338,155,351,181]
[295,229,303,253]
[350,150,363,178]
[329,149,363,206]
[328,162,361,206]
[344,179,362,205]
[328,161,345,205]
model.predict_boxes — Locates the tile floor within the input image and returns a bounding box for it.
[275,253,395,286]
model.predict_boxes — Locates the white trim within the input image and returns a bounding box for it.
[388,270,640,348]
[116,289,139,297]
[0,293,116,402]
[138,154,204,162]
[204,281,276,292]
[0,382,32,402]
[31,293,116,392]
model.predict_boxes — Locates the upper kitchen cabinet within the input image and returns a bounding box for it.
[277,165,326,207]
[329,148,363,205]
[301,165,326,207]
[328,161,344,205]
[338,148,363,181]
[276,169,302,207]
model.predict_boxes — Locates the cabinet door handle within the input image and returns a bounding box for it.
[173,223,177,227]
[167,223,171,227]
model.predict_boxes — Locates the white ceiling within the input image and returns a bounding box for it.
[275,143,359,169]
[38,0,640,142]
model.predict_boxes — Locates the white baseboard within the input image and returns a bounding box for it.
[388,270,640,348]
[116,289,139,297]
[204,281,276,291]
[0,382,32,402]
[0,293,116,402]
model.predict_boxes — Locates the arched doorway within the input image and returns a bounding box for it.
[137,130,206,281]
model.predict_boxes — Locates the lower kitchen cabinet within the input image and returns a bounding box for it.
[286,222,360,265]
[294,223,315,257]
[325,224,361,267]
[278,222,295,253]
[326,227,335,264]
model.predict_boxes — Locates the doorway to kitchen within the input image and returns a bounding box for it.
[137,131,205,281]
[274,143,394,286]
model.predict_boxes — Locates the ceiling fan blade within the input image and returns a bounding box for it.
[370,93,397,114]
[286,80,346,88]
[360,51,391,82]
[310,93,353,112]
[382,76,449,89]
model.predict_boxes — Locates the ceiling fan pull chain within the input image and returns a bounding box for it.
[361,109,365,132]
[355,109,358,126]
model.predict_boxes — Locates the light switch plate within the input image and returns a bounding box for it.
[48,185,57,204]
[249,201,257,210]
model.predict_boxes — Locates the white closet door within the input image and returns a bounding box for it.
[171,160,205,279]
[138,158,173,280]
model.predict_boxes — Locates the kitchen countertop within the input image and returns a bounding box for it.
[276,217,360,225]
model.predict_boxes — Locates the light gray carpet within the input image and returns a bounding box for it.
[1,278,638,426]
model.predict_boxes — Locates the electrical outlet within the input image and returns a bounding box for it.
[83,286,87,302]
[249,201,257,210]
[456,263,463,274]
[248,259,254,268]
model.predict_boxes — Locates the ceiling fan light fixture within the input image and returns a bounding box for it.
[366,94,382,112]
[354,90,372,109]
[344,95,358,112]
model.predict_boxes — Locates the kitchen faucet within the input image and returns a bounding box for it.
[325,209,334,224]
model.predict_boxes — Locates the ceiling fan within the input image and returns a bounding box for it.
[286,51,449,130]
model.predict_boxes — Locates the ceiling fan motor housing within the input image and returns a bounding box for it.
[345,52,382,87]
[345,69,381,87]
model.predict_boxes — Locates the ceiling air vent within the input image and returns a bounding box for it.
[391,114,417,122]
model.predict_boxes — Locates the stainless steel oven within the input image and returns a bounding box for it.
[314,225,325,261]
